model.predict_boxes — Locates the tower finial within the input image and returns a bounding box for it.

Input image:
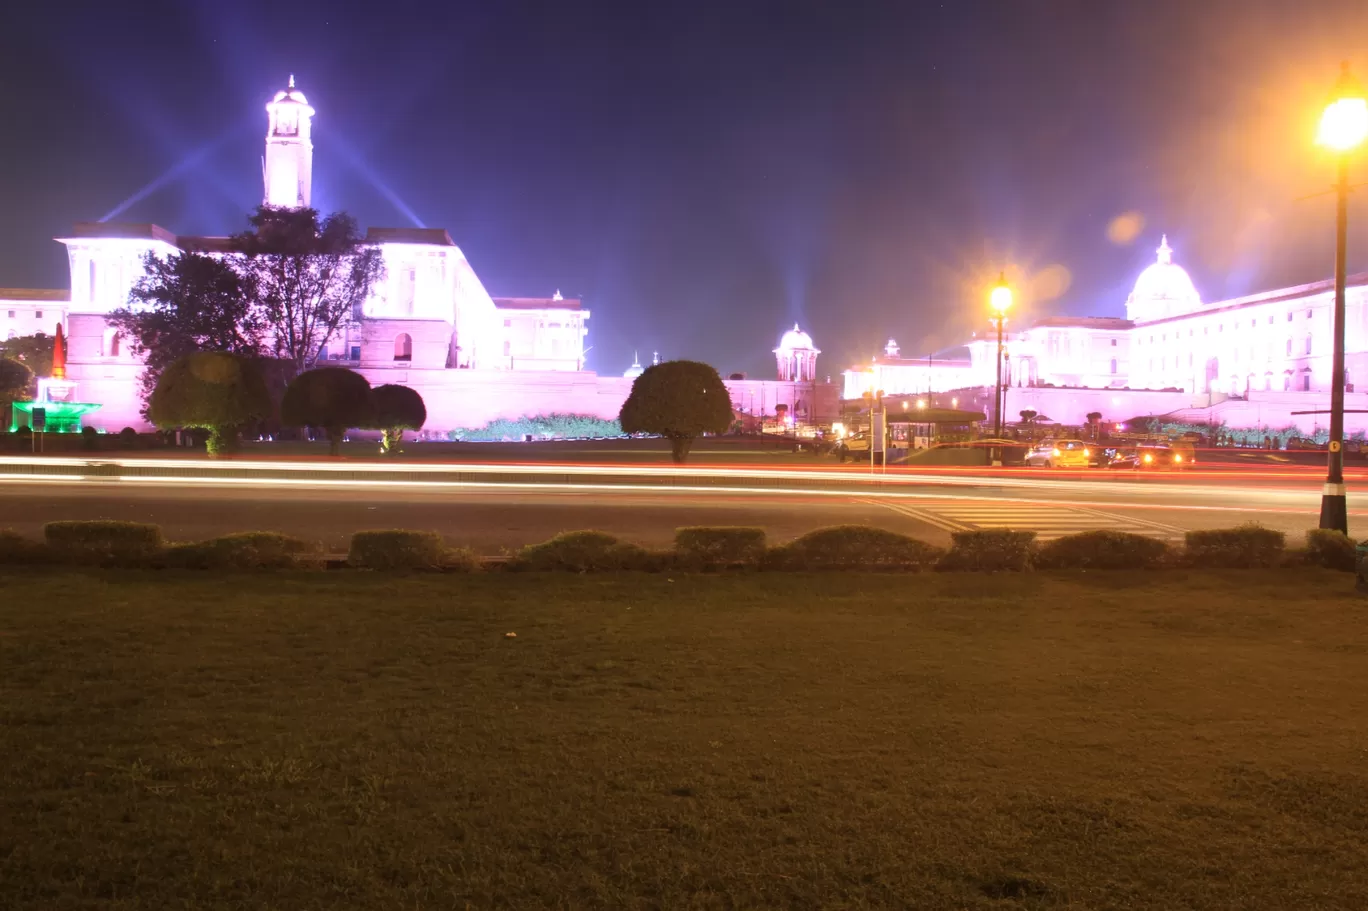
[1157,234,1173,265]
[288,74,295,89]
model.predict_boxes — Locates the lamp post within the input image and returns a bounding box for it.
[990,272,1013,465]
[1316,62,1368,534]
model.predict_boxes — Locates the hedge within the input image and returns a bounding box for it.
[766,525,944,571]
[939,529,1037,573]
[1034,530,1171,570]
[1304,528,1356,572]
[165,532,314,570]
[514,530,657,572]
[348,530,459,571]
[1183,524,1285,568]
[674,526,767,568]
[43,520,163,561]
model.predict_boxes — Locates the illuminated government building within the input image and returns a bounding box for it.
[3,78,836,433]
[845,236,1368,434]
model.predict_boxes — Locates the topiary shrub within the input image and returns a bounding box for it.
[281,367,374,456]
[1183,524,1285,568]
[1034,530,1171,570]
[80,425,100,451]
[674,526,767,569]
[44,520,163,563]
[348,529,448,571]
[165,531,314,570]
[1304,528,1356,572]
[0,529,49,565]
[765,525,945,571]
[939,529,1037,572]
[367,384,426,455]
[514,530,656,572]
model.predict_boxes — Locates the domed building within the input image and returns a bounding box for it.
[844,233,1368,434]
[774,324,820,381]
[1125,235,1201,323]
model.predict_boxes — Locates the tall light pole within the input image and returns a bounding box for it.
[990,272,1013,465]
[1316,63,1368,534]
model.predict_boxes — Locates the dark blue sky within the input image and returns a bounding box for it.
[1,0,1366,376]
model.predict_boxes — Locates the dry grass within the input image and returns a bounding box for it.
[2,569,1367,909]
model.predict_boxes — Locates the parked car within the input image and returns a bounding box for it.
[1024,438,1093,468]
[1107,444,1192,470]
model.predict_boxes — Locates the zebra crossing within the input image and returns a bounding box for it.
[869,498,1185,542]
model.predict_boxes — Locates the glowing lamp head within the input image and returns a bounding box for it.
[916,400,927,410]
[990,272,1013,316]
[1317,63,1368,153]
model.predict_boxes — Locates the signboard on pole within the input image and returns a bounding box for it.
[31,407,46,432]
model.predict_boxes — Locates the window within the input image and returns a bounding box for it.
[503,319,511,327]
[1284,374,1292,391]
[350,345,361,360]
[1189,329,1194,337]
[102,328,121,357]
[1110,358,1118,374]
[503,340,511,357]
[1204,326,1209,335]
[1110,338,1118,347]
[1286,338,1293,356]
[89,261,97,303]
[1219,324,1223,332]
[1302,373,1311,392]
[5,310,13,318]
[1188,353,1193,367]
[1267,315,1274,325]
[318,346,329,361]
[1251,319,1256,328]
[393,333,412,362]
[1287,312,1293,322]
[1305,336,1313,355]
[35,310,42,319]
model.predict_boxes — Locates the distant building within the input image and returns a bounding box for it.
[846,236,1368,433]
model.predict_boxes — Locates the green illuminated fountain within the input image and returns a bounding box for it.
[7,324,102,433]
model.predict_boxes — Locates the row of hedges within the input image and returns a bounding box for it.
[0,521,1358,574]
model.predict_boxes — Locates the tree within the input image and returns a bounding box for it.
[280,367,374,456]
[368,384,426,455]
[232,207,384,374]
[618,360,733,463]
[1,358,34,418]
[0,333,53,385]
[1086,411,1103,440]
[147,352,273,456]
[109,251,264,410]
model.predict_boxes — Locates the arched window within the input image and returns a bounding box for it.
[1286,338,1292,356]
[102,328,121,357]
[1305,335,1313,356]
[1109,358,1117,375]
[394,333,413,362]
[88,260,97,303]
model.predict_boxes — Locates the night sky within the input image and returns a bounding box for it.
[1,0,1367,377]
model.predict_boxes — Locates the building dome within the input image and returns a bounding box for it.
[1126,235,1200,323]
[271,75,310,106]
[777,323,815,351]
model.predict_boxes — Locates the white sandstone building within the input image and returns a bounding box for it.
[846,237,1368,434]
[7,78,834,433]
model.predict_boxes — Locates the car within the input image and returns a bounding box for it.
[1024,438,1093,468]
[1107,444,1192,470]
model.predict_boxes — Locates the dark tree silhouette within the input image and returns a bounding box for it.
[232,207,383,374]
[110,252,263,412]
[280,367,374,456]
[368,384,427,454]
[619,360,733,463]
[147,352,272,456]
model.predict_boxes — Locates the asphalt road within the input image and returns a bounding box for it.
[1,469,1361,551]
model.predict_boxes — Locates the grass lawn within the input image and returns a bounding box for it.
[3,569,1367,909]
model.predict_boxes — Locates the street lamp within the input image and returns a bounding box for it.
[990,272,1013,464]
[1316,62,1368,534]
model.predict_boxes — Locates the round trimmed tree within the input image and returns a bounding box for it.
[0,357,34,404]
[147,352,272,456]
[619,359,733,463]
[369,384,427,454]
[280,367,374,456]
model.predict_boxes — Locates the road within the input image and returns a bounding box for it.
[1,463,1362,551]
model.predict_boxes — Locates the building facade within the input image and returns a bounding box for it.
[845,237,1368,433]
[13,78,834,434]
